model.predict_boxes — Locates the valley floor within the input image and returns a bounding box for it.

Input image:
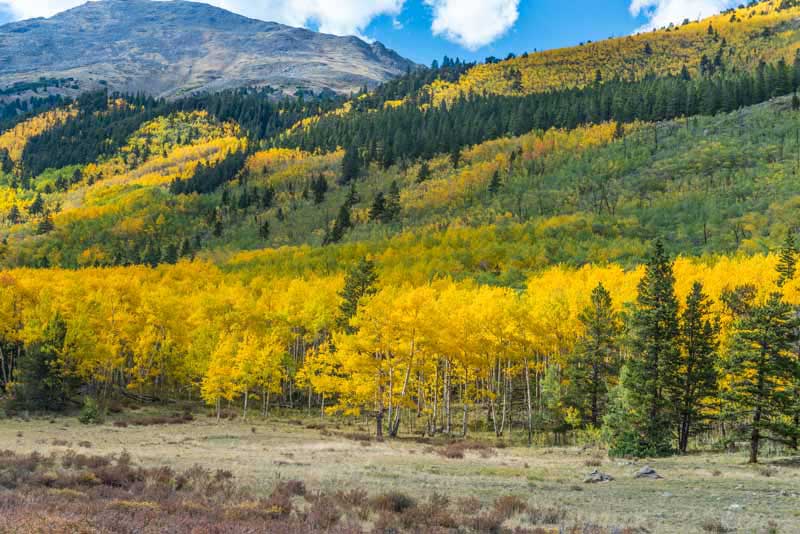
[1,410,798,533]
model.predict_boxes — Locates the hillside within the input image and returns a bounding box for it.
[0,0,416,99]
[3,5,800,529]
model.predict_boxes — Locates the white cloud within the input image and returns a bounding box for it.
[629,0,737,31]
[425,0,519,50]
[0,0,94,20]
[0,0,405,39]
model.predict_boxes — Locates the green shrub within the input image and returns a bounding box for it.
[78,397,103,425]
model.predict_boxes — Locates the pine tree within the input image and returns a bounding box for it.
[10,313,69,412]
[337,257,379,332]
[311,174,328,204]
[416,161,431,183]
[0,148,12,174]
[259,220,270,240]
[384,180,401,222]
[7,205,19,224]
[341,146,361,185]
[141,241,161,267]
[369,192,386,222]
[566,283,621,427]
[36,214,54,235]
[450,146,461,169]
[618,240,680,456]
[675,282,719,453]
[28,193,44,216]
[776,231,797,287]
[325,202,352,245]
[724,291,799,463]
[488,170,502,195]
[178,237,193,259]
[162,243,179,265]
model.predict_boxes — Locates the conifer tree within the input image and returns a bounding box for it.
[11,313,69,411]
[259,220,270,240]
[28,193,44,216]
[337,257,379,333]
[311,174,328,204]
[340,146,361,184]
[619,240,680,456]
[488,170,502,195]
[675,282,719,453]
[416,161,431,183]
[723,291,799,463]
[384,181,401,222]
[369,192,386,222]
[566,282,621,427]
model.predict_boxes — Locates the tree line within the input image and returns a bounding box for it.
[2,242,799,462]
[280,56,800,170]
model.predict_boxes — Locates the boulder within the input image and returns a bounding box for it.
[634,465,663,479]
[583,469,614,483]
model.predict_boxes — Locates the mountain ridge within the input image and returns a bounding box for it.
[0,0,416,98]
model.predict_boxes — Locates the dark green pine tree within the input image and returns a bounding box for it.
[178,237,193,259]
[724,291,799,463]
[622,240,681,456]
[340,146,361,185]
[488,170,502,195]
[0,148,12,174]
[311,175,329,204]
[141,241,161,267]
[416,161,431,183]
[28,193,44,216]
[337,257,379,333]
[450,146,461,169]
[325,202,352,245]
[369,192,387,223]
[7,204,20,224]
[776,231,798,287]
[11,313,69,412]
[259,220,270,240]
[675,282,719,454]
[162,243,179,265]
[384,181,401,222]
[566,282,621,427]
[36,214,54,235]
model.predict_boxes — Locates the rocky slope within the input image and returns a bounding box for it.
[0,0,416,98]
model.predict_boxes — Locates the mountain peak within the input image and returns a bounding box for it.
[0,0,416,98]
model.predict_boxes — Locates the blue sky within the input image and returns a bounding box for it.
[0,0,739,64]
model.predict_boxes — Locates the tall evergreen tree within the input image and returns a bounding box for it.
[488,170,502,195]
[566,283,621,427]
[337,257,379,333]
[11,314,69,411]
[675,282,719,453]
[384,180,401,222]
[369,192,387,222]
[723,290,799,463]
[622,240,680,456]
[340,146,361,185]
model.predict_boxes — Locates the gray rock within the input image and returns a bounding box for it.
[634,465,664,479]
[584,469,614,483]
[0,0,417,99]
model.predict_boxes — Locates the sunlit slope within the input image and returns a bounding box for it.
[428,0,800,104]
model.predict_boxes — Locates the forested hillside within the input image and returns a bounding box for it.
[2,0,800,466]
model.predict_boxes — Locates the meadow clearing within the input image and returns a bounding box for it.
[1,407,798,533]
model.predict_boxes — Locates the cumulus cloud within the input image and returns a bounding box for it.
[0,0,405,38]
[0,0,93,20]
[425,0,520,50]
[630,0,738,31]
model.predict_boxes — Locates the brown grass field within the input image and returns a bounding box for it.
[0,408,798,533]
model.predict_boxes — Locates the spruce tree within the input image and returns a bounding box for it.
[259,220,270,240]
[311,175,328,204]
[566,282,621,427]
[724,291,799,463]
[162,243,179,265]
[488,170,502,195]
[337,257,379,332]
[11,314,69,412]
[369,192,386,222]
[675,282,719,453]
[341,146,361,184]
[620,240,680,456]
[28,193,44,216]
[416,161,431,183]
[384,181,401,222]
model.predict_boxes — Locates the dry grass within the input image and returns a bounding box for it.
[0,412,798,533]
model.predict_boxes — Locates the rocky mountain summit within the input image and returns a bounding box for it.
[0,0,416,98]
